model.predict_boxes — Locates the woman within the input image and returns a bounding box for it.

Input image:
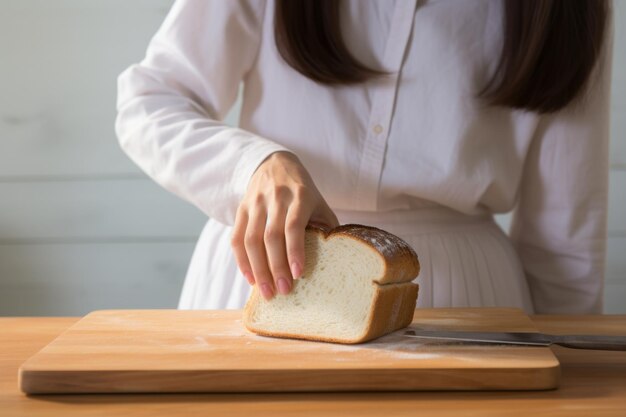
[116,0,612,314]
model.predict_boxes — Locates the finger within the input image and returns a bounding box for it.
[264,202,293,295]
[245,205,275,300]
[285,202,310,280]
[231,207,254,285]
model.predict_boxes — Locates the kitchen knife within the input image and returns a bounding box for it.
[403,329,626,351]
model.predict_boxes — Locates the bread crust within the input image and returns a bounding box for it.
[243,224,420,344]
[357,281,419,343]
[321,224,420,284]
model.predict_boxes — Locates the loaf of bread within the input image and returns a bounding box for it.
[243,224,420,344]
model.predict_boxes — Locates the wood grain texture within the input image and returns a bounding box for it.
[18,308,560,394]
[2,315,626,417]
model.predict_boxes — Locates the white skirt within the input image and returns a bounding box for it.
[178,206,535,313]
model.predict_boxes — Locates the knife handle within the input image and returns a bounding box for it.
[552,335,626,351]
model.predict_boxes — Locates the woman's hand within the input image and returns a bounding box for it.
[231,151,339,300]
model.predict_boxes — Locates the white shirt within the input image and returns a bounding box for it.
[116,0,612,313]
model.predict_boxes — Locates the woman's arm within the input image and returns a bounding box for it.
[116,0,338,299]
[115,0,289,226]
[509,27,614,314]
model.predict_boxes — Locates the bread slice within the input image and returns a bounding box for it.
[243,224,420,344]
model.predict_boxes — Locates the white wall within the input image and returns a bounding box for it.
[605,0,626,313]
[1,1,624,315]
[0,0,199,315]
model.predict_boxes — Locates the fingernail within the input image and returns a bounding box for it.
[291,262,301,279]
[244,272,255,285]
[277,278,291,295]
[260,283,274,300]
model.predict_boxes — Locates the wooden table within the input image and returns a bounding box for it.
[1,315,625,417]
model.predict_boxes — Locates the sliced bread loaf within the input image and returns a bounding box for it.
[243,224,420,344]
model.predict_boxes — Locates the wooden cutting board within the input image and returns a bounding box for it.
[19,308,560,394]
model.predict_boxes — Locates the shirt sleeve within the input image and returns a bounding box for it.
[115,0,291,226]
[509,30,614,314]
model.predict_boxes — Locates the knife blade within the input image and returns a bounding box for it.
[403,329,626,351]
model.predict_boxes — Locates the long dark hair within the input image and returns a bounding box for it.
[274,0,609,113]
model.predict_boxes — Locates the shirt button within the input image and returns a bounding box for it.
[373,124,383,134]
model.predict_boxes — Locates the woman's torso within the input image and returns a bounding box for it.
[179,0,538,312]
[238,0,539,216]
